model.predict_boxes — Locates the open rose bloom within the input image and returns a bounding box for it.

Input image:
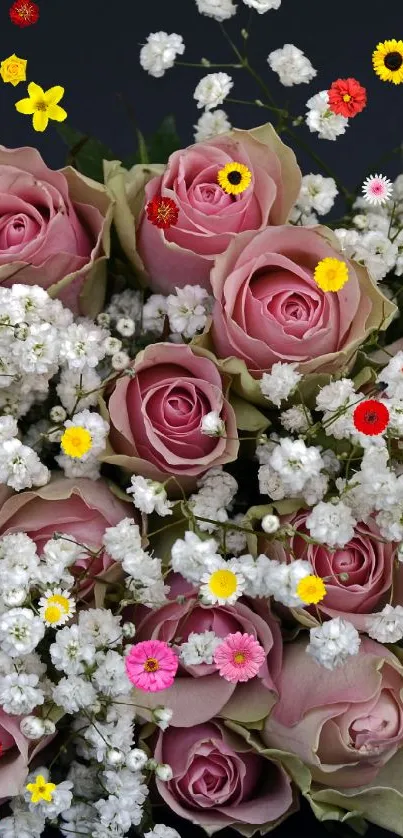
[0,146,113,314]
[107,124,301,292]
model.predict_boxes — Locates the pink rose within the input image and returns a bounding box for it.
[103,343,238,490]
[0,146,113,315]
[263,637,403,788]
[0,475,136,594]
[135,125,301,292]
[210,225,393,376]
[266,511,397,630]
[154,720,295,835]
[130,574,282,726]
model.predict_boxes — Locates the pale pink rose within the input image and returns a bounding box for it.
[154,720,295,835]
[103,343,238,490]
[263,637,403,788]
[265,512,397,630]
[210,225,393,376]
[0,146,113,315]
[0,475,136,594]
[129,574,282,726]
[135,125,301,292]
[0,711,53,803]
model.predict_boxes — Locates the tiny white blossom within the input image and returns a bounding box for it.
[0,803,45,838]
[0,609,45,657]
[268,44,316,86]
[179,631,221,665]
[126,475,173,516]
[166,285,212,338]
[260,362,302,407]
[306,90,349,140]
[20,715,47,740]
[296,174,338,215]
[243,0,280,9]
[194,73,233,111]
[53,676,97,714]
[0,438,49,491]
[145,826,181,838]
[306,500,356,548]
[0,672,44,715]
[195,0,237,20]
[316,379,356,412]
[194,109,232,141]
[261,514,280,534]
[307,618,360,669]
[50,624,96,675]
[57,367,102,413]
[201,410,226,437]
[140,32,185,78]
[103,518,143,562]
[59,321,108,371]
[366,604,403,643]
[152,707,173,730]
[155,763,173,782]
[142,294,167,334]
[280,405,312,433]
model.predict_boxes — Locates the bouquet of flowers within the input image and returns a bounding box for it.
[0,1,403,837]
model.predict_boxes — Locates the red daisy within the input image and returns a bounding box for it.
[146,196,179,229]
[328,78,367,118]
[353,399,389,436]
[9,0,39,26]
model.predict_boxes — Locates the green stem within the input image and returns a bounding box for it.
[227,97,286,116]
[284,127,353,201]
[176,61,242,68]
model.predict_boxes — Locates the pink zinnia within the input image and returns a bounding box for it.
[125,639,178,692]
[213,632,266,683]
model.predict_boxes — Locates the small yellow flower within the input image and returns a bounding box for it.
[0,54,27,86]
[314,257,349,292]
[296,575,327,605]
[373,40,403,85]
[15,82,67,132]
[217,162,252,195]
[60,426,92,459]
[26,774,56,804]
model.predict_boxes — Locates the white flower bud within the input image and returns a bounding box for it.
[106,748,125,766]
[126,748,149,771]
[97,312,111,327]
[43,719,56,735]
[104,337,122,355]
[153,707,173,730]
[112,351,131,370]
[2,588,27,607]
[122,622,136,639]
[50,405,67,423]
[201,411,225,437]
[261,514,280,534]
[116,317,135,337]
[156,763,173,782]
[20,716,46,739]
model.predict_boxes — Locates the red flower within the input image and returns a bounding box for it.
[9,0,39,26]
[353,399,389,436]
[146,196,179,229]
[328,78,367,118]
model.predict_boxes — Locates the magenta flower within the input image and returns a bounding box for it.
[125,640,178,692]
[213,632,266,683]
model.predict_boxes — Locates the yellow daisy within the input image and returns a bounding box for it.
[296,575,327,605]
[313,258,349,292]
[217,162,252,195]
[60,426,92,459]
[372,40,403,85]
[15,82,67,132]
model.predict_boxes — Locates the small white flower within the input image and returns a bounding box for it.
[195,0,237,20]
[0,416,18,442]
[194,109,231,142]
[268,44,316,86]
[171,531,221,583]
[306,500,356,548]
[116,317,135,337]
[126,475,173,517]
[316,379,356,412]
[307,618,360,669]
[0,609,45,657]
[145,826,181,838]
[306,90,348,140]
[0,803,45,838]
[52,676,97,714]
[126,749,149,772]
[366,604,403,643]
[179,631,221,665]
[140,32,185,78]
[142,294,168,334]
[79,609,123,650]
[103,518,143,562]
[201,410,226,437]
[194,73,233,111]
[280,405,312,433]
[93,651,131,698]
[260,362,302,407]
[111,351,130,371]
[296,174,338,215]
[166,285,212,338]
[50,624,96,675]
[243,0,280,10]
[0,672,44,715]
[362,174,393,206]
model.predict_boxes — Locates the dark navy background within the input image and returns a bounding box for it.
[0,0,401,835]
[0,0,401,191]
